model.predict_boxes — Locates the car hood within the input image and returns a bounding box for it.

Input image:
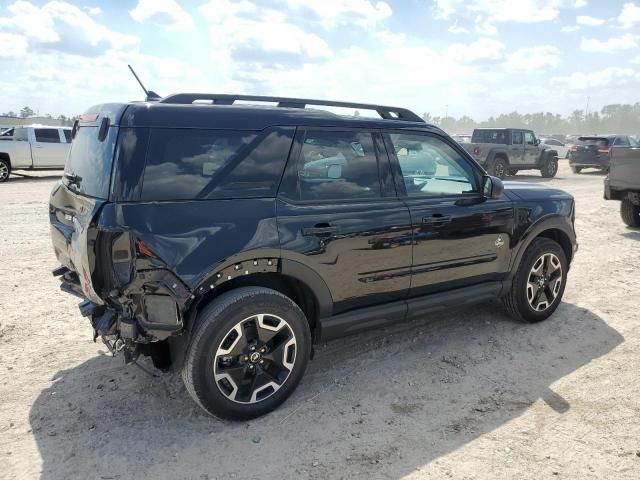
[503,181,573,201]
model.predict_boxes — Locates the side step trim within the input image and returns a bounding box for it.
[318,282,502,342]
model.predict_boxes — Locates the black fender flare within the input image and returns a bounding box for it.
[487,149,509,165]
[280,259,333,318]
[540,149,558,165]
[506,215,575,285]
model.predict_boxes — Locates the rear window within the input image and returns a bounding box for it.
[140,127,294,201]
[471,130,508,144]
[63,126,117,199]
[578,137,609,147]
[35,128,60,143]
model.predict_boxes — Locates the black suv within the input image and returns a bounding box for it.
[50,94,577,420]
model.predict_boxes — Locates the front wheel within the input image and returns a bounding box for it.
[502,238,568,323]
[182,287,311,420]
[541,156,558,178]
[0,158,10,183]
[620,198,640,227]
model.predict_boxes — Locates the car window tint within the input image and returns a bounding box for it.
[34,128,60,143]
[524,132,535,145]
[63,129,72,143]
[390,133,477,197]
[141,128,293,201]
[512,132,523,144]
[297,130,381,201]
[613,136,630,147]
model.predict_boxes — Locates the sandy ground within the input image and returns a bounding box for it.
[1,163,639,480]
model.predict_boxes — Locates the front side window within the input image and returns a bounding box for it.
[512,131,523,145]
[141,128,294,201]
[35,128,60,143]
[389,133,477,197]
[524,132,535,145]
[297,130,380,201]
[13,128,27,141]
[63,129,72,143]
[612,136,630,147]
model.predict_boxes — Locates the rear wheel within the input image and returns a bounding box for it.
[182,287,311,420]
[620,198,640,227]
[488,157,507,180]
[541,156,558,178]
[570,166,582,174]
[0,158,10,183]
[502,238,567,323]
[507,168,518,176]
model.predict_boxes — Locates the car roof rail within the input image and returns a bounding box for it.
[157,93,425,123]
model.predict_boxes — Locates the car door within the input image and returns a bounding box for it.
[523,131,539,165]
[277,128,413,315]
[31,128,67,167]
[383,131,514,305]
[510,130,525,166]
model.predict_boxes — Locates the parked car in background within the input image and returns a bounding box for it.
[451,134,471,144]
[604,145,640,227]
[568,135,637,174]
[50,94,576,420]
[0,125,71,182]
[540,137,569,158]
[462,128,559,179]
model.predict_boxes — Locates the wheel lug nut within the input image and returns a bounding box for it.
[259,359,264,364]
[260,347,266,353]
[249,346,255,351]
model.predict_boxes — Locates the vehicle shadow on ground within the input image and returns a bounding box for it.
[30,301,622,479]
[5,173,62,183]
[621,229,640,240]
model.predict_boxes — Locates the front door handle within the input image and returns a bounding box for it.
[422,215,452,227]
[302,224,340,236]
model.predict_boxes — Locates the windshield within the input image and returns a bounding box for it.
[63,126,117,199]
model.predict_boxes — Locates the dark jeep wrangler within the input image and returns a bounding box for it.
[50,94,577,420]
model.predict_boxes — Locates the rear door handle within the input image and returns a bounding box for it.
[422,215,452,227]
[302,225,340,236]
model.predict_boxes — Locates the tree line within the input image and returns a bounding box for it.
[1,106,78,126]
[424,103,640,135]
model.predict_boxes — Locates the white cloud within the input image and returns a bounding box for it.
[561,25,580,32]
[552,67,639,90]
[434,0,575,24]
[581,33,638,53]
[84,6,102,15]
[505,45,561,71]
[0,32,28,57]
[618,2,640,29]
[574,0,587,7]
[286,0,392,28]
[0,1,137,54]
[448,23,469,34]
[576,15,605,26]
[129,0,193,32]
[632,56,640,64]
[444,38,505,63]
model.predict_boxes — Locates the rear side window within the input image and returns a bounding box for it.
[63,129,72,143]
[13,128,28,141]
[35,129,60,143]
[612,136,630,147]
[141,127,294,201]
[296,130,381,201]
[64,126,117,199]
[471,130,507,144]
[512,131,523,145]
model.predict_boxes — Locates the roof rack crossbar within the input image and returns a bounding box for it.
[158,93,424,123]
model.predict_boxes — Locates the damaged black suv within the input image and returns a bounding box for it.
[50,94,577,420]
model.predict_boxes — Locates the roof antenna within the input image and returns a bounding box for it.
[128,64,161,101]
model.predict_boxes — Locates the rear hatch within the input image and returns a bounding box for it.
[571,137,610,164]
[49,109,121,304]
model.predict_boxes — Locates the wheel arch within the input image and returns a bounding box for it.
[0,152,11,166]
[508,216,575,282]
[488,150,510,165]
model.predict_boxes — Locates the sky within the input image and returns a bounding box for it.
[0,0,638,119]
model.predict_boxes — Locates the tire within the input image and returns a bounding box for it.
[0,158,10,183]
[502,238,568,323]
[570,166,582,174]
[541,156,558,178]
[620,198,640,227]
[488,157,507,180]
[182,286,311,420]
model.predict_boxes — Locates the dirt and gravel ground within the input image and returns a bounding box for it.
[1,163,639,480]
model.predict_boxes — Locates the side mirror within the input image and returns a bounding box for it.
[483,175,504,200]
[535,139,541,146]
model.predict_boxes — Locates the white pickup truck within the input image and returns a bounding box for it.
[0,125,72,182]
